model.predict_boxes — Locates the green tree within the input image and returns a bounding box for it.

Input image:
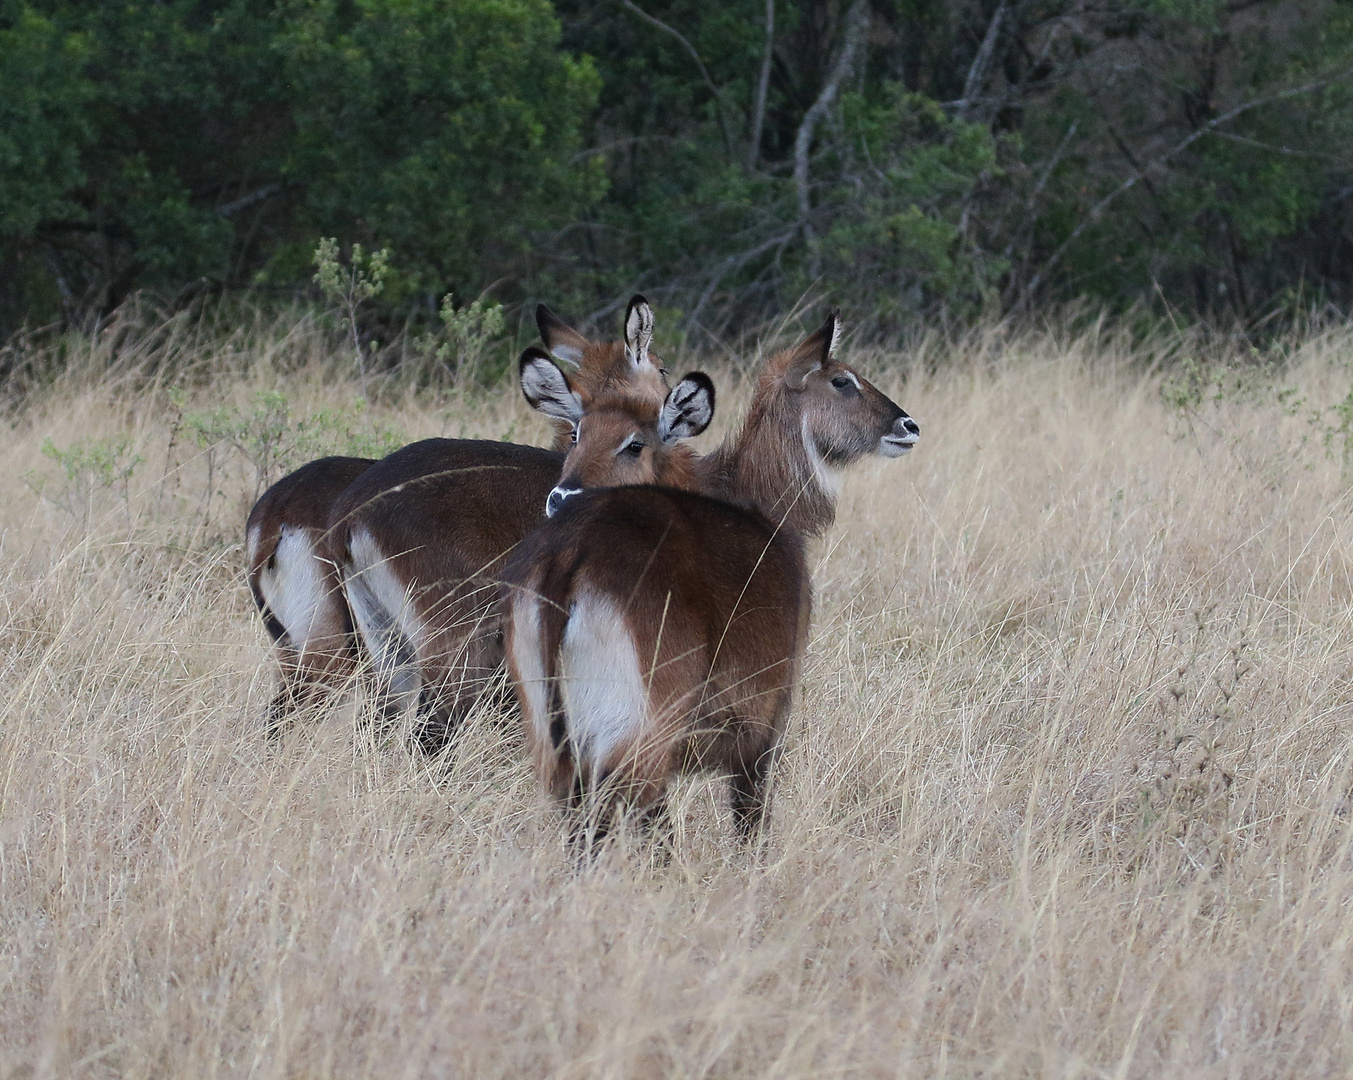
[0,0,601,335]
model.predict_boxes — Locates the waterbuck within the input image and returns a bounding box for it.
[502,486,809,851]
[325,300,715,752]
[246,298,665,731]
[544,309,920,534]
[500,308,918,848]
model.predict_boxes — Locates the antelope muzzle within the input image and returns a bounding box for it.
[879,413,920,457]
[546,484,583,517]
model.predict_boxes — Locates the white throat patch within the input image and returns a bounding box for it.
[800,413,843,500]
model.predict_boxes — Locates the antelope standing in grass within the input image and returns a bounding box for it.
[246,298,666,731]
[501,308,918,848]
[502,486,809,850]
[325,299,716,752]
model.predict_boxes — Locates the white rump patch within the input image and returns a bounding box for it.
[559,589,648,774]
[801,413,843,501]
[344,529,425,702]
[507,593,551,749]
[259,527,330,651]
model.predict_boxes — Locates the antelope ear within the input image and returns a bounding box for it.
[519,347,584,422]
[658,372,715,442]
[784,308,841,390]
[624,294,654,367]
[536,303,588,367]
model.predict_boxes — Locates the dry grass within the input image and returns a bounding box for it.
[3,309,1353,1078]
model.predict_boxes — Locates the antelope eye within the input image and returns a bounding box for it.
[831,375,853,391]
[625,439,645,456]
[569,427,578,444]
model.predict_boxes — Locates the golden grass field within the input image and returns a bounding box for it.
[3,308,1353,1078]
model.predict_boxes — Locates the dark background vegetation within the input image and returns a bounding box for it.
[3,0,1353,341]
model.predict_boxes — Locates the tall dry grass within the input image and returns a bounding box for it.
[2,309,1353,1078]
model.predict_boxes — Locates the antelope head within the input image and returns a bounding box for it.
[780,310,919,479]
[534,295,668,414]
[519,350,715,518]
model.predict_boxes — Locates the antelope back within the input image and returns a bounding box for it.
[534,295,668,450]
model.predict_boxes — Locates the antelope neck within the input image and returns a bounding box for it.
[700,385,837,538]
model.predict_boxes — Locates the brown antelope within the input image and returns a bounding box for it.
[521,354,716,516]
[500,308,918,848]
[338,306,916,759]
[325,299,716,753]
[501,487,810,851]
[246,298,665,732]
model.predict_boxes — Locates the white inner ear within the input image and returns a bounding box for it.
[659,379,713,441]
[549,342,584,367]
[521,359,583,421]
[626,303,654,365]
[827,317,842,360]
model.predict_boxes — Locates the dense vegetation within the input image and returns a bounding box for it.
[3,0,1352,338]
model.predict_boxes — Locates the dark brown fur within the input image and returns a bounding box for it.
[321,298,671,752]
[245,299,665,738]
[502,487,810,850]
[323,439,565,750]
[498,311,917,849]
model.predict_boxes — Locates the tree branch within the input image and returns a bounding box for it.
[957,0,1009,122]
[1017,69,1353,309]
[1207,130,1350,161]
[748,0,776,170]
[619,0,734,156]
[793,0,869,273]
[216,183,283,218]
[690,228,799,323]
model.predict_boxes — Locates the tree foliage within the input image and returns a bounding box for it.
[0,0,600,329]
[1,0,1352,337]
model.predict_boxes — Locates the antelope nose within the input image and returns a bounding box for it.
[889,415,919,445]
[545,486,581,518]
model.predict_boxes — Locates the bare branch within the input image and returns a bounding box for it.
[1029,120,1078,208]
[1018,69,1353,309]
[216,183,282,218]
[691,228,799,323]
[957,0,1009,122]
[748,0,776,170]
[1207,130,1350,162]
[793,0,870,273]
[619,0,733,156]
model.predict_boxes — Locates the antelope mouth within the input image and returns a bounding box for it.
[880,433,918,456]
